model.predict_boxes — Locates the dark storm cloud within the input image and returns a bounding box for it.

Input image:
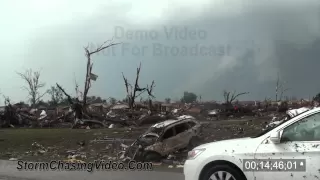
[28,0,320,101]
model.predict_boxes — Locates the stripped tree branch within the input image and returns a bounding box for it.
[276,73,290,101]
[17,69,46,107]
[223,90,249,105]
[56,83,73,105]
[121,63,156,109]
[82,38,120,107]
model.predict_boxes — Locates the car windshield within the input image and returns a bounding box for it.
[252,119,288,138]
[252,109,312,138]
[145,126,163,134]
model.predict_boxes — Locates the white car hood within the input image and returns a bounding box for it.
[195,137,257,152]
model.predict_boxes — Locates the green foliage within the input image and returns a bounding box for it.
[165,98,171,103]
[47,86,63,106]
[122,97,129,103]
[314,93,320,102]
[180,91,197,103]
[109,97,117,105]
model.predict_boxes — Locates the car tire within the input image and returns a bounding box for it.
[142,151,162,163]
[201,164,246,180]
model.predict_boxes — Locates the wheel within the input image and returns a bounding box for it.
[201,164,246,180]
[142,151,162,162]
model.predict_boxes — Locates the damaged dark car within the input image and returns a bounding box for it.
[125,118,202,162]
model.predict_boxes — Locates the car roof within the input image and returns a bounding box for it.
[285,107,320,122]
[286,107,311,118]
[151,118,195,128]
[271,107,320,133]
[304,107,320,114]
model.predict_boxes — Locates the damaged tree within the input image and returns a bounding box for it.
[82,39,119,107]
[264,97,272,109]
[314,93,320,103]
[56,83,106,128]
[17,69,46,107]
[3,95,10,106]
[223,90,249,105]
[56,83,83,119]
[122,62,155,109]
[1,95,15,127]
[275,73,290,102]
[47,86,64,106]
[0,95,28,128]
[73,75,83,100]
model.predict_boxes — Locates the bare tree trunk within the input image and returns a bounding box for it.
[131,63,142,109]
[122,63,155,110]
[276,74,279,102]
[82,39,119,107]
[275,73,290,102]
[83,55,92,106]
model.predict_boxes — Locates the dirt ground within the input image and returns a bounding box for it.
[200,117,271,141]
[0,117,272,163]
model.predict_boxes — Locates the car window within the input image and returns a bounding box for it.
[187,121,196,128]
[174,123,190,134]
[281,113,320,142]
[162,127,175,140]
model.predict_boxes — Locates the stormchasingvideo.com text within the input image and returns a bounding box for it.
[16,160,153,172]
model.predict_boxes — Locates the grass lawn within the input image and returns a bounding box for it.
[0,128,144,162]
[0,118,269,172]
[0,128,184,172]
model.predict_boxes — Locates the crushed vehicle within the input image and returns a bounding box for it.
[124,117,202,162]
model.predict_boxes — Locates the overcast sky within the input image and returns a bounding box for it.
[1,0,320,104]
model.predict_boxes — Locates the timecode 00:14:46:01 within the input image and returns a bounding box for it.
[243,159,306,172]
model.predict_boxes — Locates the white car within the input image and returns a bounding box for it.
[184,107,320,180]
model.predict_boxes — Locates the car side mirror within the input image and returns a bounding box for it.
[269,131,281,144]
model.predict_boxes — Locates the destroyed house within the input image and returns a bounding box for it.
[110,104,129,111]
[186,107,202,114]
[236,101,259,106]
[151,101,162,111]
[198,102,221,110]
[89,103,110,113]
[56,106,71,116]
[170,103,183,109]
[37,105,47,110]
[134,102,148,109]
[161,103,174,112]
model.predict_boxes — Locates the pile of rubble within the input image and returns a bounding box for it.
[1,88,317,164]
[0,97,309,129]
[3,105,316,165]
